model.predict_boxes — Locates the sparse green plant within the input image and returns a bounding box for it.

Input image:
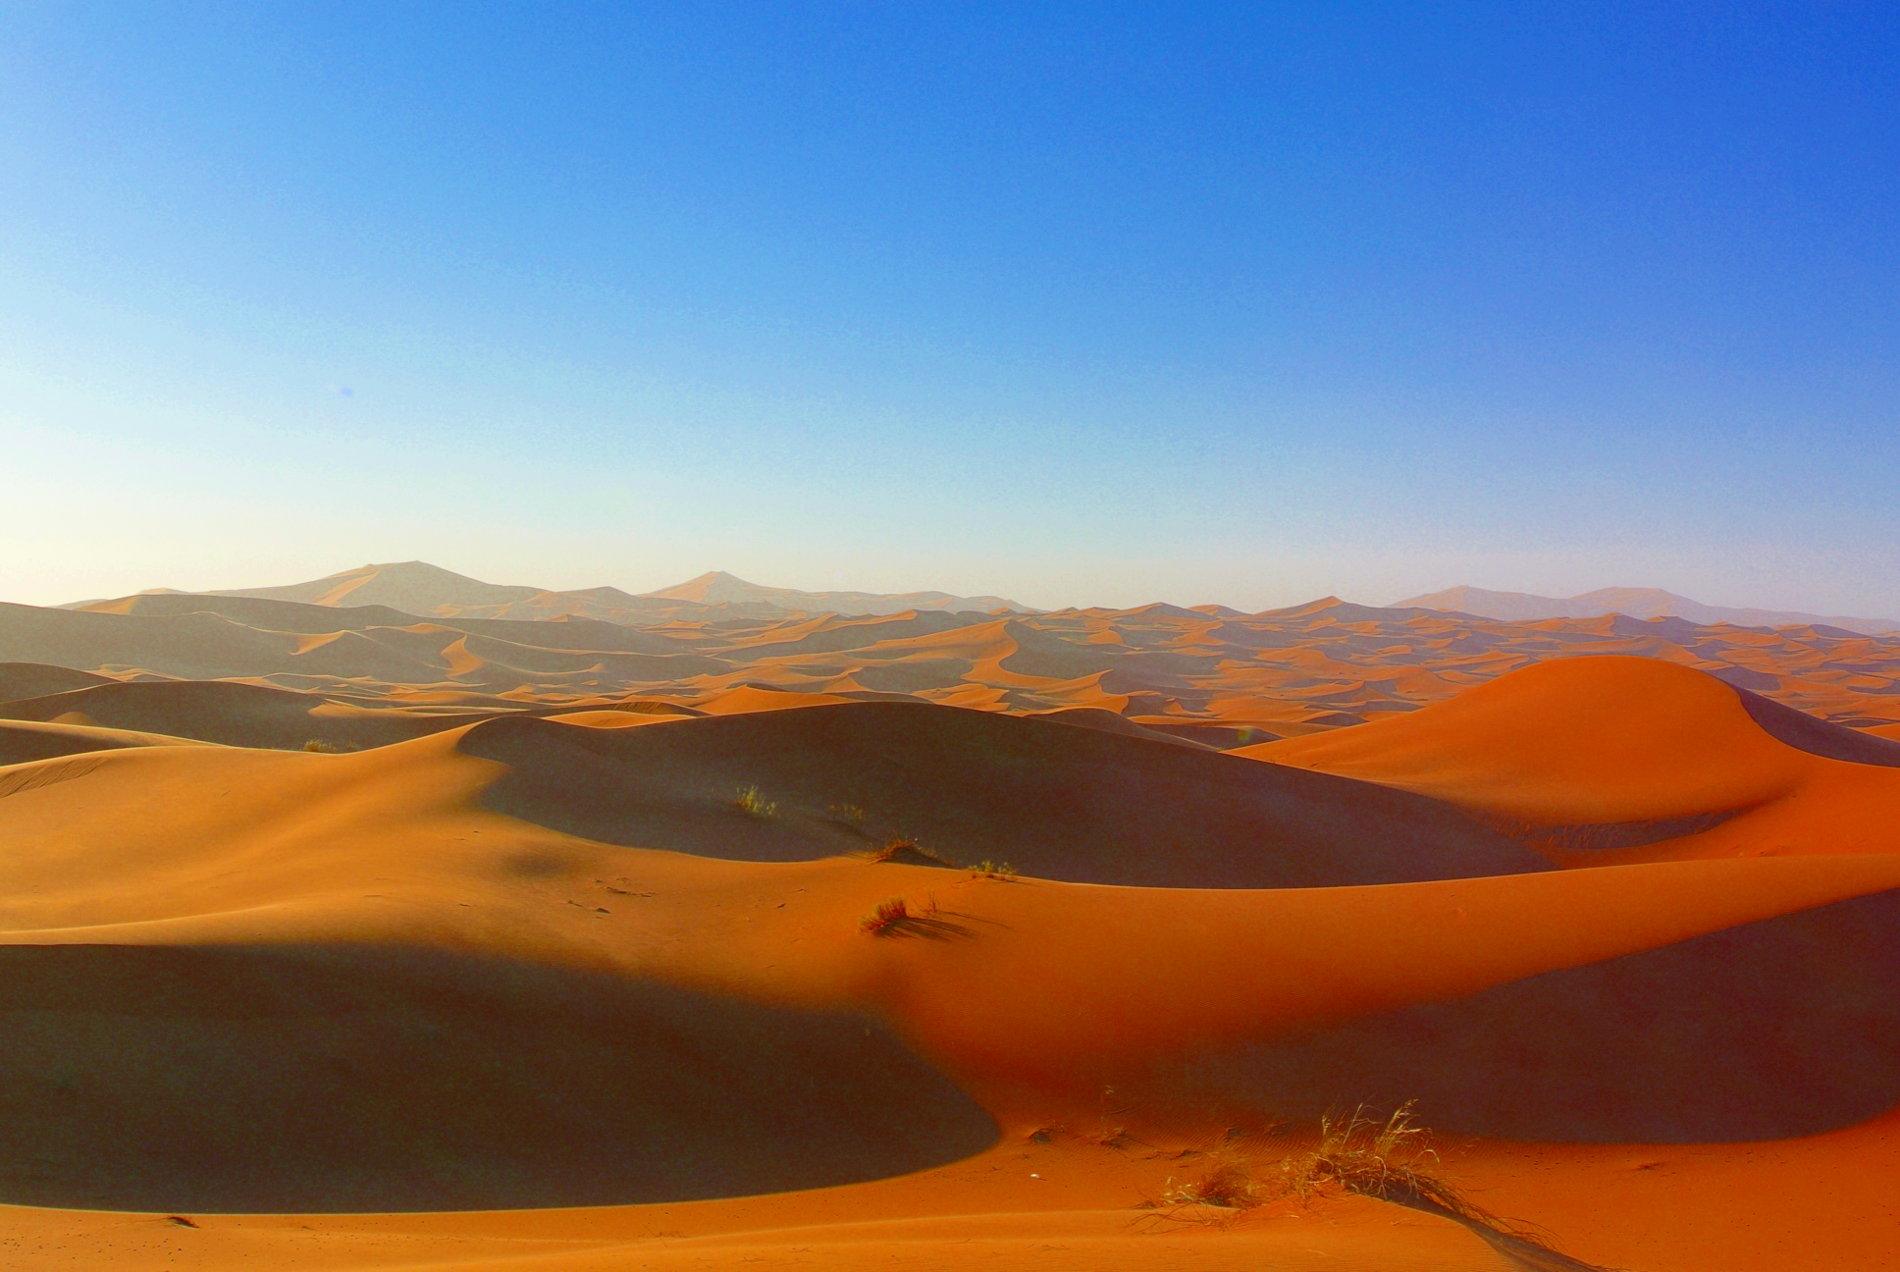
[969,859,1018,879]
[859,897,910,935]
[733,784,778,818]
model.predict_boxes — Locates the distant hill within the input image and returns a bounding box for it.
[64,562,1033,623]
[645,570,1030,616]
[1395,585,1900,636]
[211,561,544,614]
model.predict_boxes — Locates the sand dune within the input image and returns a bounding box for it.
[0,679,494,751]
[6,574,1900,1271]
[1240,656,1900,862]
[0,698,1894,1268]
[0,661,118,701]
[455,701,1545,886]
[16,563,1900,728]
[0,717,213,765]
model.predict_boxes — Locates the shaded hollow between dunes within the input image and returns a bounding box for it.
[460,700,1546,887]
[1173,885,1900,1142]
[0,941,996,1212]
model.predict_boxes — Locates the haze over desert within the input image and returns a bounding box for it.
[6,4,1899,1271]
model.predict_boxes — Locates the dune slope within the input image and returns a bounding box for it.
[458,701,1548,886]
[1241,655,1900,861]
[2,646,1898,1272]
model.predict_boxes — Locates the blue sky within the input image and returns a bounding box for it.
[3,2,1896,612]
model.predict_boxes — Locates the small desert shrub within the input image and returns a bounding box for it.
[1280,1102,1443,1206]
[859,897,910,935]
[1161,1156,1262,1210]
[828,802,868,825]
[1280,1104,1616,1271]
[1143,1106,1611,1268]
[733,784,778,818]
[969,859,1018,879]
[1147,1106,1442,1220]
[301,739,345,753]
[869,836,953,866]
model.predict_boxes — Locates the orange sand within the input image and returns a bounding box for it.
[3,588,1900,1271]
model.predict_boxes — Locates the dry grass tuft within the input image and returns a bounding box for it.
[1138,1106,1620,1269]
[1279,1102,1457,1211]
[868,837,954,866]
[1160,1156,1262,1210]
[733,784,778,818]
[859,897,911,935]
[827,802,869,826]
[968,859,1018,879]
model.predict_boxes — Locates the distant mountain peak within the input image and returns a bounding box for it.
[1396,585,1900,636]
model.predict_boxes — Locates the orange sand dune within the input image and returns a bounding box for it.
[1241,655,1900,861]
[693,684,861,713]
[1,706,1897,1268]
[7,602,1900,1271]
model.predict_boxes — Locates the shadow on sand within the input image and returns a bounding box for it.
[0,941,996,1212]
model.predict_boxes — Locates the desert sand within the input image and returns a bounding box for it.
[3,566,1899,1271]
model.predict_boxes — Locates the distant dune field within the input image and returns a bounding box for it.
[4,565,1899,1272]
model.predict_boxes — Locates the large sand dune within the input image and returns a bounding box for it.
[4,574,1900,1271]
[1242,655,1900,862]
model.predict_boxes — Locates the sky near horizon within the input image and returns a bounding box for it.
[3,2,1897,613]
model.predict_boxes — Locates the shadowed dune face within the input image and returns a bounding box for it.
[1736,687,1900,766]
[0,661,116,702]
[0,718,213,766]
[459,701,1548,887]
[0,680,500,751]
[1173,887,1900,1143]
[0,942,996,1212]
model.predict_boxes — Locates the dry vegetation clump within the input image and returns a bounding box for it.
[1140,1105,1619,1270]
[1279,1101,1448,1207]
[859,897,911,935]
[1142,1106,1449,1222]
[1159,1155,1262,1210]
[300,739,352,753]
[827,802,868,826]
[733,783,778,818]
[968,859,1017,879]
[867,836,954,866]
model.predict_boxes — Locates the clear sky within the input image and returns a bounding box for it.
[3,2,1896,613]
